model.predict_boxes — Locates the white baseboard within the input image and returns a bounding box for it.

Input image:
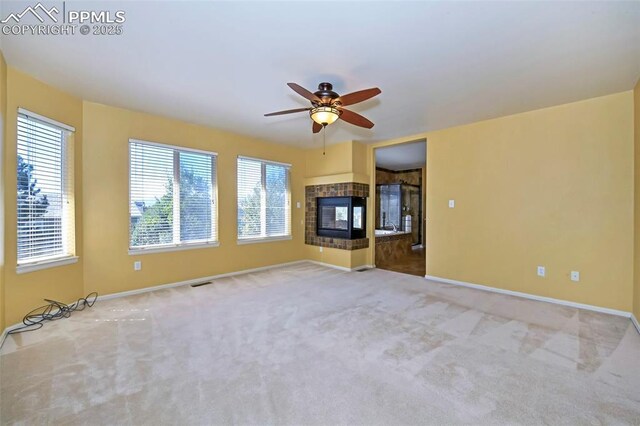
[425,274,632,319]
[97,260,309,302]
[0,327,10,350]
[632,314,640,335]
[4,264,636,350]
[2,259,373,349]
[306,260,376,272]
[306,260,351,272]
[98,259,377,303]
[0,319,39,350]
[0,260,312,349]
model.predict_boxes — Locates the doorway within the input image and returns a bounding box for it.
[373,140,426,277]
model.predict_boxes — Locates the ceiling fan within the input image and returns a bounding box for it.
[265,82,381,133]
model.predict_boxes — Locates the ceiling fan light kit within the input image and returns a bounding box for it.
[310,106,340,126]
[265,82,381,133]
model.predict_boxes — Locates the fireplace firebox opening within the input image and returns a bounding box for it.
[316,196,366,239]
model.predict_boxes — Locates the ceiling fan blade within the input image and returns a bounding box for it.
[337,88,381,106]
[288,83,321,103]
[313,121,322,133]
[338,108,375,129]
[264,107,311,117]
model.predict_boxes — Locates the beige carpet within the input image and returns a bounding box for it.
[1,262,639,424]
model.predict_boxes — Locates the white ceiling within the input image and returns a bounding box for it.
[1,1,639,148]
[376,140,426,171]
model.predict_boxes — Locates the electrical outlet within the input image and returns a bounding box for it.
[134,261,142,271]
[571,271,580,282]
[537,266,545,277]
[448,199,455,208]
[296,201,301,208]
[319,246,323,253]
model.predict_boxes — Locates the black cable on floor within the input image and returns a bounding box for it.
[8,292,99,335]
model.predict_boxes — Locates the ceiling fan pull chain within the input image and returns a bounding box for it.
[322,125,326,155]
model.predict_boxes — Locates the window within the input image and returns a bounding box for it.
[237,156,291,243]
[129,140,218,253]
[17,109,76,271]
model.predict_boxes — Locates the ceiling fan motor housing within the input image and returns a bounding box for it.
[314,82,340,106]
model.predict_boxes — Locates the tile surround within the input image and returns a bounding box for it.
[305,182,369,250]
[375,232,413,266]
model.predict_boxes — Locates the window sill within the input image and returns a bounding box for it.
[237,235,292,245]
[17,256,79,274]
[128,241,220,255]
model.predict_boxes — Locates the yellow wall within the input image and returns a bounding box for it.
[303,246,352,269]
[372,91,634,312]
[634,79,640,319]
[305,140,354,177]
[0,52,6,331]
[304,139,370,182]
[351,140,369,177]
[1,68,308,327]
[302,237,372,270]
[3,68,85,326]
[82,102,307,297]
[303,140,371,269]
[0,64,637,329]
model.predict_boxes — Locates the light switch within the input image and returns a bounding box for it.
[296,202,301,208]
[571,271,580,282]
[134,261,142,271]
[448,200,455,208]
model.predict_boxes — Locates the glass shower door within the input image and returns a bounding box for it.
[378,184,401,229]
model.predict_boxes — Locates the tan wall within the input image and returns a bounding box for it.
[372,91,634,312]
[303,140,371,269]
[634,79,640,319]
[0,53,6,331]
[3,68,85,326]
[1,68,308,327]
[0,65,637,329]
[351,141,369,176]
[305,140,354,177]
[303,245,353,269]
[304,139,369,181]
[82,101,307,297]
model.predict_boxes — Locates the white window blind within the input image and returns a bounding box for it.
[129,140,217,251]
[17,112,75,265]
[237,156,291,241]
